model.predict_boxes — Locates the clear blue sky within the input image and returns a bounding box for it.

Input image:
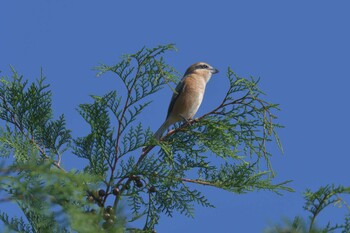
[1,1,350,232]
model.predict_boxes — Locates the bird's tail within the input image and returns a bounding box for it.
[154,120,171,140]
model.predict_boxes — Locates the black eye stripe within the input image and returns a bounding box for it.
[196,64,209,69]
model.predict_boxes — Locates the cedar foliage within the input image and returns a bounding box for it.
[0,45,348,232]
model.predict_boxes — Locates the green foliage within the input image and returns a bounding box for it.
[0,68,71,167]
[72,44,291,231]
[0,161,106,232]
[304,185,350,232]
[0,69,116,232]
[265,185,350,233]
[265,217,322,233]
[0,212,32,233]
[1,44,292,232]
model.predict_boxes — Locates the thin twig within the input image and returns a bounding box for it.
[111,55,148,208]
[180,178,217,187]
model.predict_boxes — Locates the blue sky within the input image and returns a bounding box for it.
[1,1,350,232]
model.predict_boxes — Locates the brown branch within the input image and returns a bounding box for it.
[111,90,254,209]
[110,57,148,207]
[180,178,218,187]
[112,80,257,210]
[140,90,252,157]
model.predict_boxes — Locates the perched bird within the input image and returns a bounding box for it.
[154,62,219,139]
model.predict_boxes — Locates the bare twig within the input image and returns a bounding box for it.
[180,178,217,187]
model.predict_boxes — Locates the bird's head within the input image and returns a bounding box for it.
[184,62,219,82]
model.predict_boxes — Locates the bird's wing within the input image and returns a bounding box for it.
[166,77,186,119]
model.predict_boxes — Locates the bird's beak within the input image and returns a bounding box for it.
[211,68,219,74]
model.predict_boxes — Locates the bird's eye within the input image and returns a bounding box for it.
[201,64,209,69]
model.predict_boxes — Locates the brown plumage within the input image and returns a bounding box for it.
[154,62,219,139]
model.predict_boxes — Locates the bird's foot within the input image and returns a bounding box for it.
[181,116,198,126]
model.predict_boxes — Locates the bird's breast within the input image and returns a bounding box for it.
[172,78,206,120]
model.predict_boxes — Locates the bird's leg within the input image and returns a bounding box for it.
[180,115,194,125]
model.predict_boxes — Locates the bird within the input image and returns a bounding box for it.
[154,62,219,140]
